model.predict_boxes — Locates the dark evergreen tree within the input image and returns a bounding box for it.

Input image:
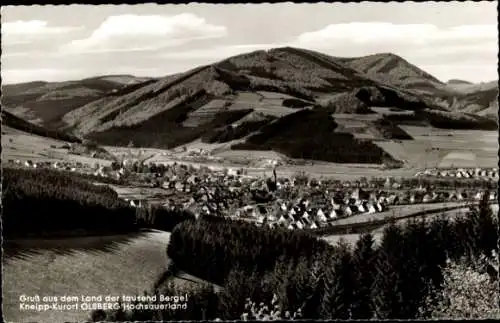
[351,233,376,319]
[372,221,406,319]
[320,241,355,319]
[400,218,433,318]
[218,268,259,320]
[469,192,498,257]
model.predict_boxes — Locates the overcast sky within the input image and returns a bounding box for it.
[2,2,497,84]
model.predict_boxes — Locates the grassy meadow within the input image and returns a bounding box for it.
[3,230,171,323]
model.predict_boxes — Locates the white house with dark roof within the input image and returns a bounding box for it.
[344,205,353,217]
[331,198,341,210]
[317,209,327,222]
[278,215,288,224]
[366,202,376,214]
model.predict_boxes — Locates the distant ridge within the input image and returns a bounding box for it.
[4,46,497,165]
[447,79,473,85]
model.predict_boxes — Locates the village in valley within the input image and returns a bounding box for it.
[9,147,499,234]
[2,2,499,322]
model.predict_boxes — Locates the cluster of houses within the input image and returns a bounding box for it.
[244,197,384,230]
[236,186,497,231]
[13,156,496,232]
[6,158,131,181]
[7,159,92,173]
[121,163,252,213]
[120,161,498,225]
[416,167,499,180]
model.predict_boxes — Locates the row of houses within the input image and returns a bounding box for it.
[8,159,88,172]
[416,167,499,179]
[7,158,130,182]
[246,197,386,230]
[235,186,497,231]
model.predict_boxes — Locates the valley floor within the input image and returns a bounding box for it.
[2,125,498,182]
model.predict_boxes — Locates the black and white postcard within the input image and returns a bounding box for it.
[2,2,499,322]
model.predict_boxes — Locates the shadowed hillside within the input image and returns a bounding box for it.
[1,110,82,143]
[231,108,402,165]
[2,75,155,129]
[337,52,444,92]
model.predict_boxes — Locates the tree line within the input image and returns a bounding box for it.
[231,109,399,164]
[2,168,194,238]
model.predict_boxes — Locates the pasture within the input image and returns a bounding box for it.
[231,91,304,117]
[104,146,170,162]
[375,126,498,169]
[267,162,416,180]
[333,113,382,139]
[213,149,287,167]
[110,185,180,204]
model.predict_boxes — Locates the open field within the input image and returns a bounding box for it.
[1,126,112,166]
[115,150,415,180]
[4,121,497,182]
[257,162,414,180]
[3,230,171,323]
[331,113,381,139]
[110,185,182,204]
[231,91,304,117]
[375,126,498,169]
[370,107,415,115]
[213,149,287,167]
